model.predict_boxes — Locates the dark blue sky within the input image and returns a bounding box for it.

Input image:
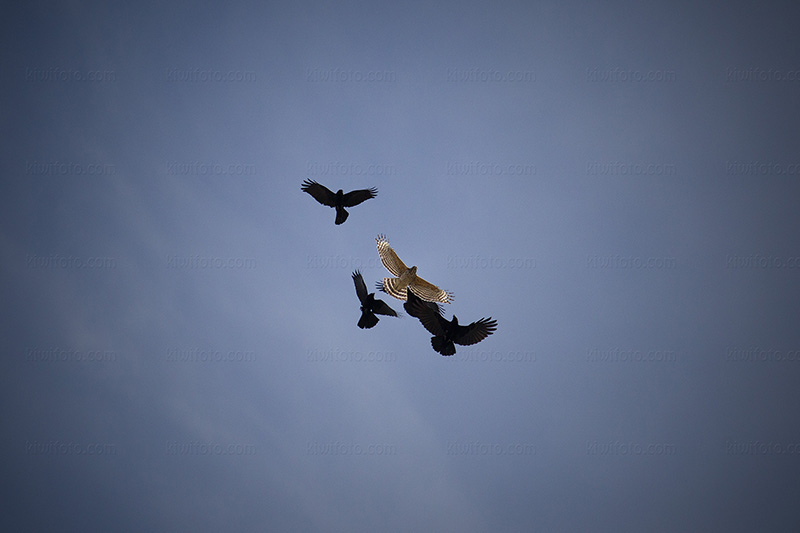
[3,1,800,531]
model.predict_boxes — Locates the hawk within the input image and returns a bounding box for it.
[404,290,497,356]
[375,234,453,304]
[351,270,398,329]
[301,179,377,225]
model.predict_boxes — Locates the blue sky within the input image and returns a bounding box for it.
[3,1,800,531]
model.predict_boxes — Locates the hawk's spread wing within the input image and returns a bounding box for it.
[301,179,336,207]
[405,287,443,315]
[453,318,498,346]
[341,187,378,207]
[409,276,454,304]
[380,277,409,301]
[376,235,408,276]
[352,270,368,304]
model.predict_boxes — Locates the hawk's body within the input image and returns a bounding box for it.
[375,234,453,304]
[404,290,497,356]
[301,179,377,225]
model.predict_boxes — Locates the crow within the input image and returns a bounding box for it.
[352,270,398,329]
[301,179,377,225]
[404,289,497,356]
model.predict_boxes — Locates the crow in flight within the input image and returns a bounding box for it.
[375,234,453,304]
[352,270,398,329]
[301,179,378,225]
[404,289,497,356]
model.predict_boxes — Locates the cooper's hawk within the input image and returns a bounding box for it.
[301,179,378,225]
[375,234,453,304]
[351,270,398,329]
[404,290,497,356]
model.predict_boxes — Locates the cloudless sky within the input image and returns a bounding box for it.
[2,1,800,531]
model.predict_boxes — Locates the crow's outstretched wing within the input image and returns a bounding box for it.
[352,270,368,304]
[404,290,448,336]
[301,179,337,206]
[404,288,443,315]
[372,298,398,317]
[452,318,498,346]
[341,187,378,207]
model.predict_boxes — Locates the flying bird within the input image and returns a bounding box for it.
[404,289,497,356]
[352,270,398,329]
[401,287,443,317]
[301,179,378,225]
[375,234,453,304]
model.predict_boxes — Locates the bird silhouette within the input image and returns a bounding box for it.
[404,289,497,356]
[375,234,453,303]
[301,179,377,225]
[352,270,398,329]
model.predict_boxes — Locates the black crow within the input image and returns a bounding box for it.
[301,179,377,225]
[404,289,497,356]
[352,270,398,329]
